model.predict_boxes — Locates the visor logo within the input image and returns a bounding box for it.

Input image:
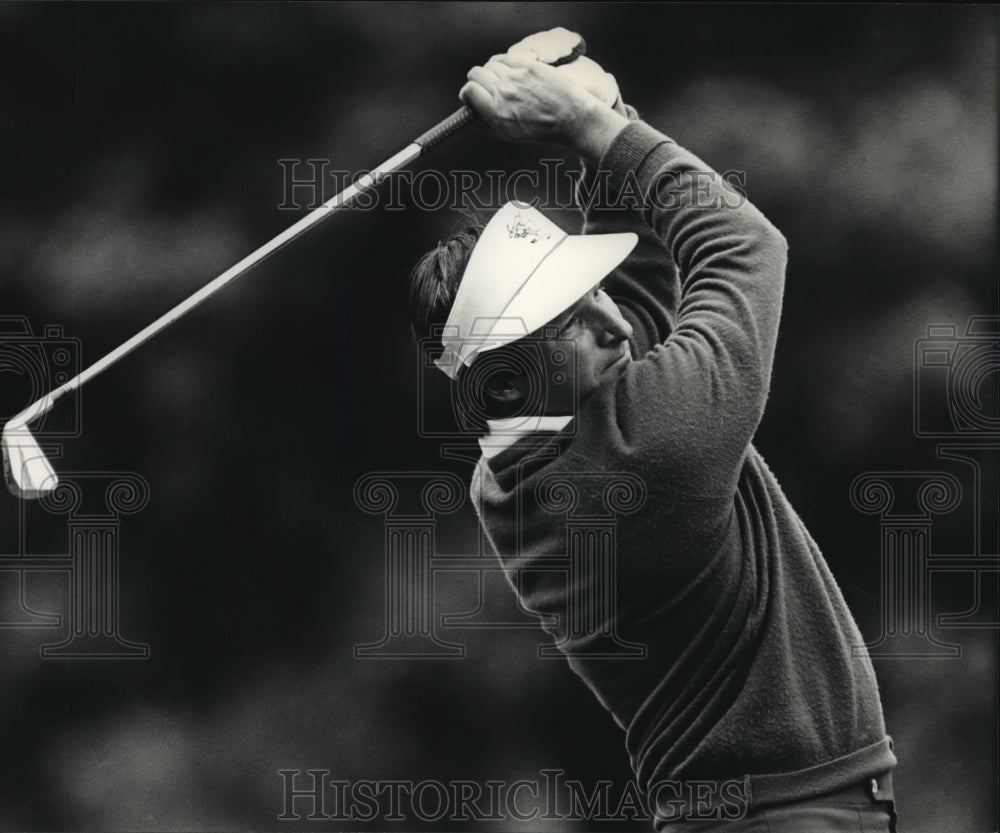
[507,213,550,244]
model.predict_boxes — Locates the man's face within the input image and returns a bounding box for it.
[534,285,634,414]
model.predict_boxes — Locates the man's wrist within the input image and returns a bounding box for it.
[565,102,630,166]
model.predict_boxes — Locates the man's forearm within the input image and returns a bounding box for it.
[564,99,631,165]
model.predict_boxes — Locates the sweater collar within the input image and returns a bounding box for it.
[478,416,574,460]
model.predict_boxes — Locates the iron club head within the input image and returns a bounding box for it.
[2,421,58,499]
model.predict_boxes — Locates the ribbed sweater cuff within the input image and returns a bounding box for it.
[599,120,677,196]
[748,735,898,809]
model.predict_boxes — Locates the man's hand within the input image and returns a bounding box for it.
[507,28,622,111]
[459,31,629,163]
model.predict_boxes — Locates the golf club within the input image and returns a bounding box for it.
[2,34,587,499]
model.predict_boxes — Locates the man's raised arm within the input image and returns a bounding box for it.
[595,118,789,487]
[461,36,788,490]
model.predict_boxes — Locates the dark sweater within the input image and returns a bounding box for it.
[470,120,896,813]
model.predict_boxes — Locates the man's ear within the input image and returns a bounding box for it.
[484,371,528,405]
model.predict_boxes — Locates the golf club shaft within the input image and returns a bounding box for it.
[8,106,478,430]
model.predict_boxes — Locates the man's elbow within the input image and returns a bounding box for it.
[756,214,789,264]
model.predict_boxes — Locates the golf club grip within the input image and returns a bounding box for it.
[413,106,478,151]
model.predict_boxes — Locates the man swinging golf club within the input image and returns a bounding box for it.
[408,29,899,833]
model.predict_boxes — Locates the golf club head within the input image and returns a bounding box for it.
[2,423,58,499]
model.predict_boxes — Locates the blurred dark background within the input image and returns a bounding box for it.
[0,3,996,831]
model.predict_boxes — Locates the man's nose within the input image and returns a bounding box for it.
[594,306,633,346]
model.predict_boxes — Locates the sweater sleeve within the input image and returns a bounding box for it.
[584,121,789,497]
[576,106,681,353]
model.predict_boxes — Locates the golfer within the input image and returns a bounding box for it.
[408,30,898,832]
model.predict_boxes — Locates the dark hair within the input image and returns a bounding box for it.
[407,225,484,349]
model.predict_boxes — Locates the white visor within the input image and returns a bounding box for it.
[434,202,638,379]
